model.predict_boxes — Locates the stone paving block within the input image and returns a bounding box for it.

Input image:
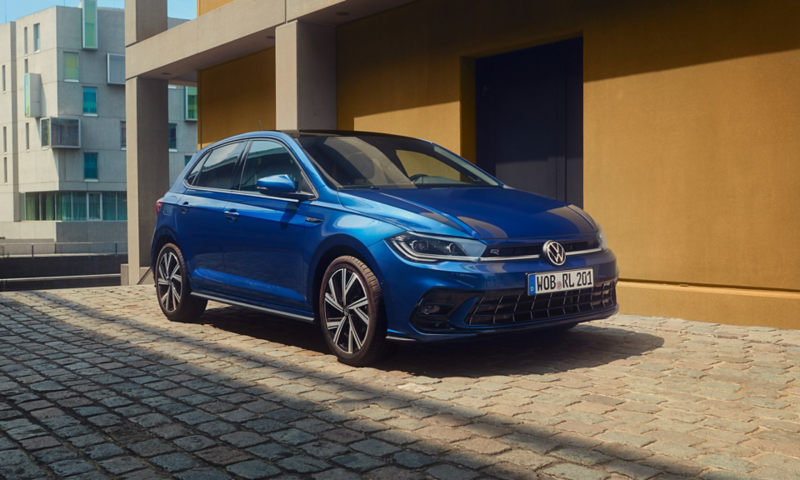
[278,454,331,473]
[426,464,480,480]
[151,452,197,472]
[227,459,281,479]
[83,442,126,460]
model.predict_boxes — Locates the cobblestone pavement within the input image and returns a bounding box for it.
[1,287,799,480]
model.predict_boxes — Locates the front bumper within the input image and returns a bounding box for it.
[368,239,620,342]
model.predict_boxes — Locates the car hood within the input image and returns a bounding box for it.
[337,187,596,240]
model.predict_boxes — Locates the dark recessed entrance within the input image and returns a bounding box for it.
[476,37,583,207]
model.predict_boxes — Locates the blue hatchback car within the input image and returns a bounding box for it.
[152,131,619,365]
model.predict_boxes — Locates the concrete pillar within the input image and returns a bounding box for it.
[276,21,337,130]
[125,0,168,285]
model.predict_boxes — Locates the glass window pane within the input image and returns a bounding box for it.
[194,142,244,189]
[83,87,97,114]
[169,123,177,150]
[120,121,126,149]
[83,0,98,49]
[240,140,306,192]
[41,119,50,147]
[88,193,101,220]
[73,193,87,220]
[26,193,36,220]
[51,118,80,148]
[59,192,71,221]
[118,193,127,221]
[64,53,79,81]
[107,54,125,84]
[45,192,55,220]
[186,87,198,120]
[84,153,98,180]
[102,192,117,220]
[33,24,40,52]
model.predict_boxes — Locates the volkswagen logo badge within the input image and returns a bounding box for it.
[543,240,566,266]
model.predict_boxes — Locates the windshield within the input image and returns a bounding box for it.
[297,135,500,189]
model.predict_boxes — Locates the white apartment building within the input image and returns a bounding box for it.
[0,2,196,246]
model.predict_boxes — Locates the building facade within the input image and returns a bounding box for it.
[0,2,196,246]
[122,0,800,329]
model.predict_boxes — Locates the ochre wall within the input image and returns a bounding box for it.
[197,48,276,148]
[336,0,800,328]
[197,0,237,16]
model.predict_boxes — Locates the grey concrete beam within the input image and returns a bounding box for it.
[125,78,170,285]
[126,0,168,47]
[276,21,337,130]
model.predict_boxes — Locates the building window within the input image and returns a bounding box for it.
[64,52,79,81]
[120,120,126,149]
[82,0,98,49]
[43,117,81,148]
[24,59,28,74]
[84,153,98,180]
[3,158,7,184]
[2,127,6,153]
[169,123,177,151]
[33,24,40,52]
[25,123,30,151]
[185,155,192,166]
[23,27,28,54]
[2,65,5,92]
[107,54,125,85]
[83,87,97,115]
[41,119,50,148]
[185,87,198,121]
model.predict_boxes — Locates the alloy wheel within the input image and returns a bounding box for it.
[323,267,370,354]
[157,251,183,313]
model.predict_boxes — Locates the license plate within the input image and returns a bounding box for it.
[528,268,594,295]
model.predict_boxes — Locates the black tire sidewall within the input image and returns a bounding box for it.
[156,243,190,320]
[319,258,382,364]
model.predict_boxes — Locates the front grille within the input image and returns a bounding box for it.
[465,280,616,326]
[481,239,599,259]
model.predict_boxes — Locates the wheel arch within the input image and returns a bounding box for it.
[308,235,392,324]
[151,227,180,270]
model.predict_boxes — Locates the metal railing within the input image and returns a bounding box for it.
[0,242,128,258]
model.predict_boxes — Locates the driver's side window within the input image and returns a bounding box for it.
[238,140,310,193]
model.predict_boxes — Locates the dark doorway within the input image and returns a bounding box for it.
[476,37,583,206]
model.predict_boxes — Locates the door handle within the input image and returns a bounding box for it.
[180,201,190,213]
[224,209,239,222]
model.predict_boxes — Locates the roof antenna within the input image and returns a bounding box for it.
[258,120,264,131]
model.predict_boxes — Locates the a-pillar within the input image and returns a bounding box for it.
[275,21,337,130]
[124,0,169,285]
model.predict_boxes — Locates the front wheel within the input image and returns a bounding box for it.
[155,243,207,322]
[319,256,395,366]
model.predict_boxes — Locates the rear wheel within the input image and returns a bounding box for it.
[155,243,207,322]
[319,256,395,366]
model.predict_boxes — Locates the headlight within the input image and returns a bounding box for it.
[597,224,608,251]
[389,232,486,262]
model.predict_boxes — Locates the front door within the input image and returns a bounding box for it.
[476,37,584,206]
[223,139,315,311]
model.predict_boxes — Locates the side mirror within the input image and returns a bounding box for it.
[256,174,314,201]
[257,174,296,193]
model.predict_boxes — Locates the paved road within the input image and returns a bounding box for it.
[0,286,799,480]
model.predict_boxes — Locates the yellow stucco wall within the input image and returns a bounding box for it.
[193,0,800,328]
[196,48,276,148]
[197,0,236,16]
[336,0,800,329]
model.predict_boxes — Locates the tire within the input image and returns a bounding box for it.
[319,256,395,366]
[155,243,207,322]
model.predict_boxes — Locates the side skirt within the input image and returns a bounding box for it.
[191,292,316,323]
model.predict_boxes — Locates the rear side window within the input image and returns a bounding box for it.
[188,142,244,189]
[238,140,310,193]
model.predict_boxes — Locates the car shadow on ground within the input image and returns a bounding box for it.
[198,304,665,379]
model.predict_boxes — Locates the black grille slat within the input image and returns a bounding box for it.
[465,280,617,326]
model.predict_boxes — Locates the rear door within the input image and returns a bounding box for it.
[223,139,316,311]
[177,141,245,294]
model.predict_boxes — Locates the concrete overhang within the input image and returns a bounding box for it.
[126,0,416,84]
